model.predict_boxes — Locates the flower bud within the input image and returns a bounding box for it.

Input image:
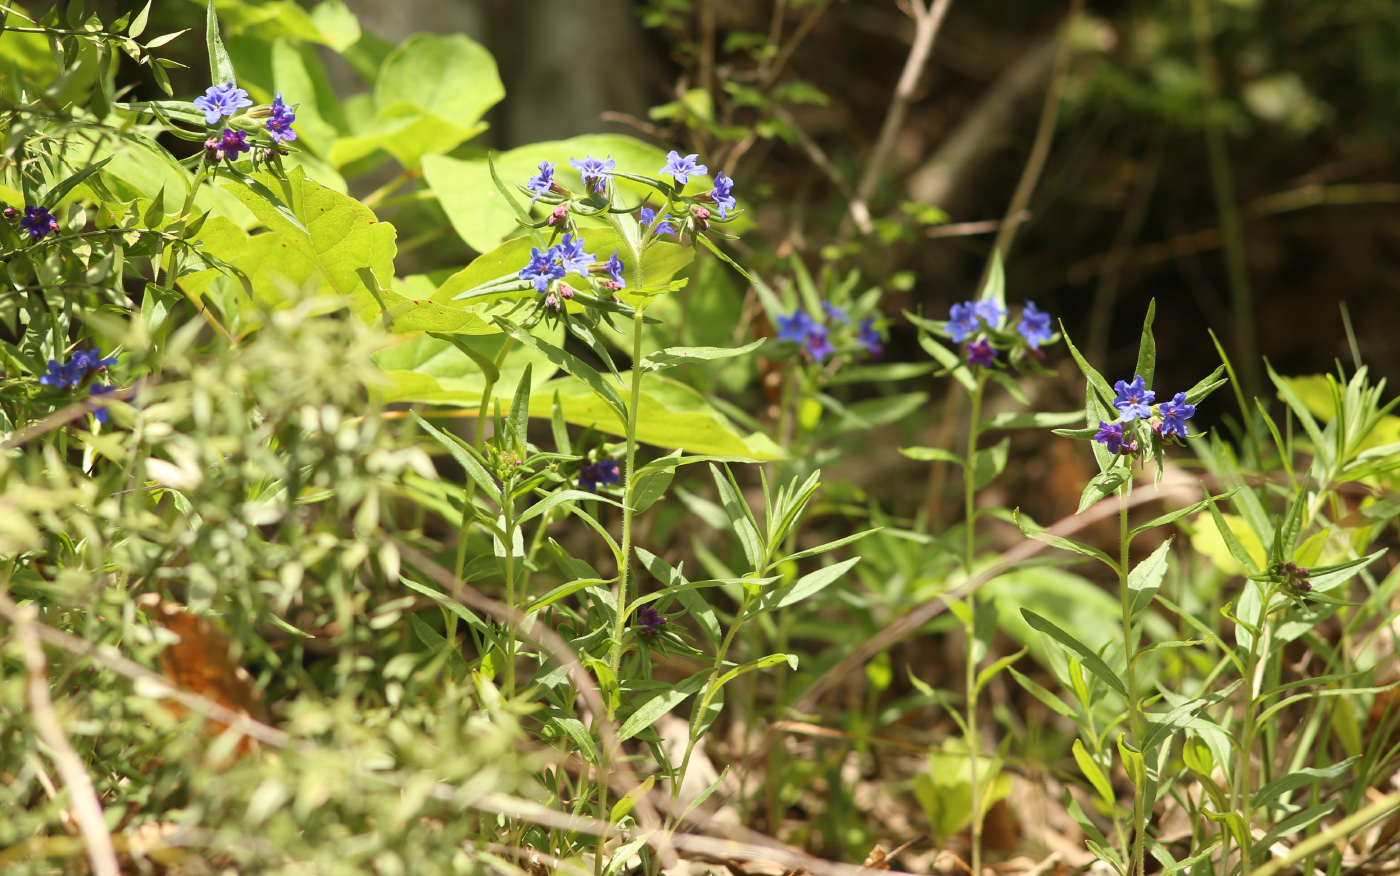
[547,203,569,227]
[2,206,17,219]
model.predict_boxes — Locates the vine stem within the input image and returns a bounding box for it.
[1117,485,1145,876]
[963,374,986,876]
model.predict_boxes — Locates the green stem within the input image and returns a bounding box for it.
[454,339,514,583]
[503,490,517,700]
[606,308,646,680]
[1237,588,1270,876]
[675,589,756,809]
[963,375,986,876]
[1118,486,1146,876]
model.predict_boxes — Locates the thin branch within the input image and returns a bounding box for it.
[758,0,836,91]
[925,211,1029,239]
[8,598,121,876]
[770,104,857,200]
[844,0,955,238]
[988,0,1083,269]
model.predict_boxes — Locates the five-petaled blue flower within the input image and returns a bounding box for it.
[823,301,849,324]
[777,310,815,343]
[858,317,884,358]
[639,206,676,236]
[635,606,667,635]
[1094,421,1126,454]
[90,384,117,424]
[660,151,707,186]
[1158,392,1196,438]
[974,299,1006,330]
[1017,300,1053,349]
[579,458,621,492]
[948,302,981,343]
[710,171,736,218]
[526,161,555,204]
[193,82,253,125]
[1113,375,1155,422]
[804,325,835,362]
[966,339,997,368]
[19,205,58,239]
[557,233,596,276]
[265,92,297,144]
[569,155,615,194]
[220,128,252,159]
[604,250,626,288]
[519,246,565,293]
[39,348,116,391]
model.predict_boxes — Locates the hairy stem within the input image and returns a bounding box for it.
[964,375,986,876]
[1118,487,1145,876]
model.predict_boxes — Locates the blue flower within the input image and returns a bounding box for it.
[19,205,58,239]
[519,245,565,293]
[526,161,555,204]
[264,92,297,144]
[1094,421,1126,454]
[710,171,736,218]
[974,298,1007,330]
[803,325,835,362]
[604,250,626,289]
[192,82,253,126]
[90,384,117,424]
[209,128,251,161]
[639,206,676,236]
[858,317,884,358]
[557,233,596,276]
[966,339,997,368]
[1113,375,1156,422]
[777,310,814,343]
[948,301,980,343]
[70,348,117,374]
[1158,392,1196,438]
[579,458,621,492]
[822,301,849,324]
[569,155,615,194]
[1017,300,1053,349]
[660,151,707,186]
[40,359,83,389]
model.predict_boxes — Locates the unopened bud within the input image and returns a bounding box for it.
[548,204,569,227]
[601,279,623,292]
[557,283,574,300]
[2,206,17,219]
[544,293,561,311]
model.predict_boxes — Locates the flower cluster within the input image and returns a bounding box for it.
[1092,374,1198,457]
[941,297,1055,369]
[579,458,620,492]
[190,81,297,165]
[1275,561,1312,593]
[16,205,59,239]
[517,233,628,308]
[39,349,118,424]
[777,303,884,364]
[516,151,738,242]
[634,606,667,636]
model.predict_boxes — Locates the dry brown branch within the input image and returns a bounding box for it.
[844,0,955,238]
[6,597,121,876]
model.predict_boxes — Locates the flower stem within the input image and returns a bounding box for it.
[963,374,986,876]
[1117,486,1146,876]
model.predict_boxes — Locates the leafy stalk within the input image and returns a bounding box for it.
[963,373,987,876]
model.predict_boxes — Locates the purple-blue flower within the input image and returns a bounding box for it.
[1017,300,1053,349]
[858,317,884,358]
[947,302,980,343]
[39,348,115,390]
[192,82,253,126]
[966,339,997,367]
[710,171,736,218]
[71,348,118,374]
[974,298,1007,330]
[208,128,251,161]
[569,155,615,194]
[1158,391,1196,438]
[19,205,58,239]
[603,250,626,289]
[822,301,849,324]
[1113,375,1155,422]
[526,161,555,204]
[660,151,707,186]
[635,606,667,635]
[777,310,814,343]
[639,206,676,236]
[90,383,117,424]
[520,245,565,293]
[556,233,596,276]
[264,92,297,144]
[580,458,621,492]
[803,325,835,362]
[1094,421,1126,454]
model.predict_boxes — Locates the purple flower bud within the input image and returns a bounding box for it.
[548,203,569,227]
[2,206,17,219]
[556,282,575,300]
[966,339,997,368]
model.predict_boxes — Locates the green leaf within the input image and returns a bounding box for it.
[617,676,705,742]
[1013,509,1118,571]
[516,489,623,526]
[328,34,503,169]
[629,468,673,515]
[422,134,671,253]
[41,156,112,210]
[1060,320,1116,408]
[526,578,610,614]
[641,340,765,372]
[763,556,861,611]
[714,653,798,689]
[917,332,976,393]
[981,410,1084,431]
[1128,538,1172,616]
[410,614,467,681]
[780,528,880,564]
[206,0,237,86]
[1134,298,1157,389]
[899,446,966,467]
[410,412,501,505]
[1251,759,1357,809]
[1008,666,1077,720]
[1073,739,1115,804]
[1020,608,1128,697]
[973,437,1011,490]
[609,776,655,823]
[1130,492,1235,539]
[494,318,627,424]
[507,364,532,451]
